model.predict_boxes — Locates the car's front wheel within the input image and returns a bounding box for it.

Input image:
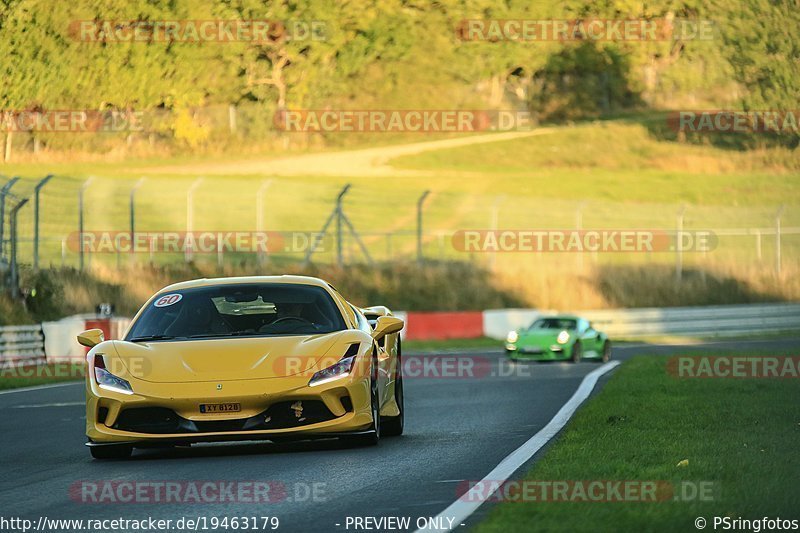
[381,348,404,437]
[601,341,612,363]
[344,355,381,446]
[89,444,133,460]
[571,341,582,363]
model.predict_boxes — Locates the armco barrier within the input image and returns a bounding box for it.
[0,316,134,365]
[0,325,46,367]
[482,303,800,340]
[403,311,483,340]
[577,303,800,339]
[42,317,86,361]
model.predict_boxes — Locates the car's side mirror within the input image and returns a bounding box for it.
[371,316,404,341]
[77,328,104,348]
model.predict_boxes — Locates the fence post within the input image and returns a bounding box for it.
[755,229,762,261]
[256,180,272,266]
[490,195,505,271]
[575,201,586,269]
[228,104,237,134]
[775,205,785,277]
[417,190,430,265]
[185,178,203,262]
[129,177,145,259]
[675,204,687,283]
[0,176,20,262]
[78,177,94,271]
[9,198,29,299]
[336,185,351,267]
[33,174,53,270]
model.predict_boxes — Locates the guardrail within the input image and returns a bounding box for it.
[578,303,800,339]
[1,316,133,368]
[0,324,46,367]
[448,303,800,341]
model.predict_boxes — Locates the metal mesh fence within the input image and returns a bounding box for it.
[0,174,797,276]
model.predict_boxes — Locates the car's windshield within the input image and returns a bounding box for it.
[530,318,577,330]
[126,283,346,341]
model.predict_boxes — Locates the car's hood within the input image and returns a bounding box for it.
[518,329,566,344]
[109,332,348,383]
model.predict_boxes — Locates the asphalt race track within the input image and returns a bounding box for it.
[1,338,796,533]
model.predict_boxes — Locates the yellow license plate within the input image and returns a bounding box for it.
[199,402,241,414]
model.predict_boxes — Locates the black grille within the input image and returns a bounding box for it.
[113,401,338,435]
[114,407,183,434]
[340,395,353,413]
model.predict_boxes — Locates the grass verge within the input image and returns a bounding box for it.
[477,352,800,532]
[403,336,501,352]
[0,362,85,391]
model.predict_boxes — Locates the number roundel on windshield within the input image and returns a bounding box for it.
[154,293,183,308]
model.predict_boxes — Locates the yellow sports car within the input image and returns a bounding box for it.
[79,275,405,459]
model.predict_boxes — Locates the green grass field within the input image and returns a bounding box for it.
[477,352,800,532]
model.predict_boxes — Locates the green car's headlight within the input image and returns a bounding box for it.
[557,330,570,344]
[506,331,519,343]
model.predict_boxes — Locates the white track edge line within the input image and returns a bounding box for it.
[0,381,81,396]
[416,360,621,532]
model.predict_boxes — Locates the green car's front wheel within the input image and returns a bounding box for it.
[602,341,612,363]
[571,341,582,363]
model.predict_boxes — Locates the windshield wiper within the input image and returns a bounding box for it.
[128,335,178,342]
[188,331,255,338]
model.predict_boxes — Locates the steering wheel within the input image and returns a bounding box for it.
[270,316,313,326]
[261,316,318,333]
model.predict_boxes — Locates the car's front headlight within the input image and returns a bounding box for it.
[557,330,570,344]
[309,355,358,387]
[506,330,519,343]
[94,354,133,395]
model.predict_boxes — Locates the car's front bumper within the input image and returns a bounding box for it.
[86,372,373,446]
[505,343,571,361]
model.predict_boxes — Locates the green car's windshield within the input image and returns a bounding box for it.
[126,283,346,341]
[530,318,577,330]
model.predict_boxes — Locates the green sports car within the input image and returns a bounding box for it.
[505,315,611,363]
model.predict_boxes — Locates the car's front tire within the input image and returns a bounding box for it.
[571,341,582,363]
[343,355,381,446]
[601,341,612,363]
[89,444,133,460]
[382,351,404,437]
